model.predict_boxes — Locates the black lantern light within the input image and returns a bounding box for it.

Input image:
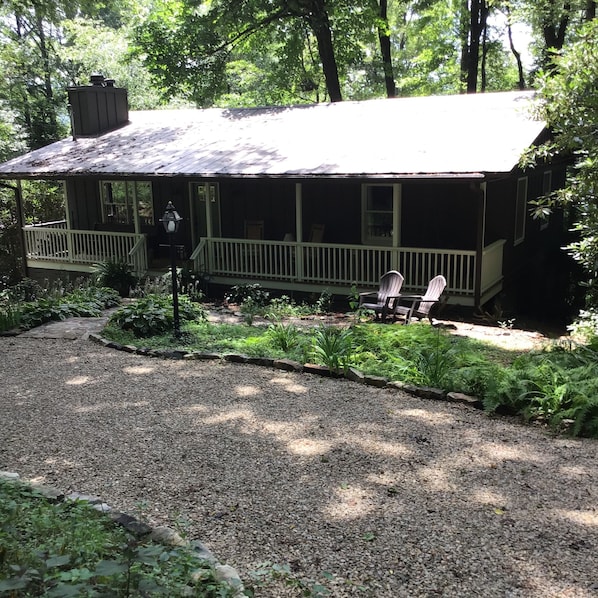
[160,201,183,338]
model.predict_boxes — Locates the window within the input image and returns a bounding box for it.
[540,171,552,231]
[101,181,153,225]
[514,177,527,245]
[362,184,396,245]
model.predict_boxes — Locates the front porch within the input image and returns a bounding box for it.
[23,223,505,306]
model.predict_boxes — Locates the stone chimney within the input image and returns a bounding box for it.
[67,74,129,138]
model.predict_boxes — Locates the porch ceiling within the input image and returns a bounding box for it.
[0,91,545,179]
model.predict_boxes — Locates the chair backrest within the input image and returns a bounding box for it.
[416,275,447,316]
[378,270,404,303]
[245,220,264,240]
[309,223,325,243]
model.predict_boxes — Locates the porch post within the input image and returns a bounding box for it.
[11,180,28,276]
[474,182,487,306]
[131,183,141,234]
[295,182,304,281]
[62,181,74,263]
[205,187,213,237]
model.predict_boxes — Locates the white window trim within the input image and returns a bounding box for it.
[361,183,401,246]
[100,180,153,227]
[540,171,552,231]
[514,176,528,246]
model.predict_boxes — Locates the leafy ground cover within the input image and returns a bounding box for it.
[0,477,238,597]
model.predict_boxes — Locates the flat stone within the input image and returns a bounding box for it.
[66,491,103,503]
[189,540,217,564]
[150,525,187,547]
[122,344,138,353]
[31,484,64,502]
[0,471,20,480]
[213,564,245,594]
[189,352,221,360]
[447,391,483,408]
[413,386,447,400]
[273,358,303,372]
[111,512,152,536]
[246,356,275,367]
[363,374,388,388]
[303,363,332,377]
[346,367,365,383]
[223,353,250,363]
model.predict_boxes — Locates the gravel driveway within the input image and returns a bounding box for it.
[1,335,596,597]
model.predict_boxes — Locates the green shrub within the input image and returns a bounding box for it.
[483,345,598,436]
[225,283,269,307]
[109,295,205,337]
[312,325,353,374]
[267,322,300,352]
[94,259,137,298]
[19,287,121,330]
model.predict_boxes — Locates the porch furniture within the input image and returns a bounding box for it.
[309,223,325,243]
[358,270,404,322]
[245,220,264,239]
[393,275,447,324]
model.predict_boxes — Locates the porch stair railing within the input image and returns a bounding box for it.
[23,224,148,276]
[192,238,505,299]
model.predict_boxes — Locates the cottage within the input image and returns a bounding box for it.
[0,79,568,309]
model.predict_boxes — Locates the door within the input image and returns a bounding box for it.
[189,182,221,249]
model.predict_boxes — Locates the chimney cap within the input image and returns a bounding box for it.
[90,73,105,86]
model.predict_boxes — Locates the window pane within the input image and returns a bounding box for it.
[136,182,154,225]
[366,186,393,212]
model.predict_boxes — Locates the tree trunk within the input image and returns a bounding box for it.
[376,0,396,97]
[541,3,570,68]
[466,0,488,93]
[506,7,525,90]
[305,2,342,102]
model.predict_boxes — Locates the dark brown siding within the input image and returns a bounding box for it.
[66,179,101,229]
[401,182,478,249]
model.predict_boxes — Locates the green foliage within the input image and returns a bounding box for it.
[523,19,598,308]
[314,289,332,314]
[18,285,120,330]
[411,327,459,388]
[267,322,300,352]
[568,308,598,344]
[225,283,270,307]
[483,344,598,436]
[0,477,240,597]
[109,294,205,337]
[312,325,354,374]
[94,259,138,298]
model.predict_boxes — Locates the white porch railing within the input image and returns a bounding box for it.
[23,224,147,276]
[480,239,506,295]
[191,238,504,299]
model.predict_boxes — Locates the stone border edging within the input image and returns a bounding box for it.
[0,471,245,597]
[88,333,483,410]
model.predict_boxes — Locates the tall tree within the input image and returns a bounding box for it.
[134,0,390,105]
[375,0,397,96]
[460,0,490,92]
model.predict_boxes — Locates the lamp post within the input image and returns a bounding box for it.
[160,201,183,339]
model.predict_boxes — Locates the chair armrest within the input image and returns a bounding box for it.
[358,291,377,305]
[396,294,423,305]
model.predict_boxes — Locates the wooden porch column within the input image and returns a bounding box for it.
[131,184,141,234]
[474,181,487,306]
[295,183,304,281]
[205,188,213,238]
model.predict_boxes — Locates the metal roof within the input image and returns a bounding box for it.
[0,90,544,179]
